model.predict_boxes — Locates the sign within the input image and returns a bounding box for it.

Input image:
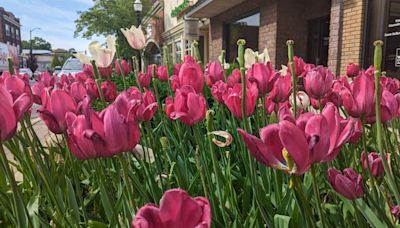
[396,48,400,67]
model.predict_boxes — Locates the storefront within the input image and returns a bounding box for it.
[187,0,394,76]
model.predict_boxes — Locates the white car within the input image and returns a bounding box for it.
[19,68,33,78]
[58,57,83,77]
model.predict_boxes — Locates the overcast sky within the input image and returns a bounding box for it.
[2,0,103,52]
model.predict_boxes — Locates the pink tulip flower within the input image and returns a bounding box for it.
[361,152,385,177]
[205,61,224,86]
[166,85,206,126]
[223,83,258,119]
[69,82,88,103]
[211,80,228,104]
[173,63,182,76]
[131,188,211,228]
[138,72,152,88]
[178,56,204,93]
[227,69,242,88]
[269,73,291,103]
[0,81,31,142]
[304,66,334,99]
[99,66,113,79]
[38,89,77,134]
[288,56,306,77]
[246,62,278,96]
[328,168,364,200]
[156,65,169,81]
[346,63,360,77]
[101,80,117,102]
[115,59,131,76]
[85,78,100,99]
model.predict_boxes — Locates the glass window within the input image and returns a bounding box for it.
[175,40,182,63]
[16,29,19,39]
[384,1,400,75]
[224,12,260,62]
[11,27,15,38]
[185,40,191,56]
[168,43,173,64]
[5,24,10,36]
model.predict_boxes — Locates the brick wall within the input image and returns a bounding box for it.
[339,0,364,74]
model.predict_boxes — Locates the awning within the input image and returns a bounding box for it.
[186,0,245,18]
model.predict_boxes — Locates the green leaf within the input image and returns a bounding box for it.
[355,199,388,228]
[66,178,80,224]
[88,220,108,228]
[274,214,291,228]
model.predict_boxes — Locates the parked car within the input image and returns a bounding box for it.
[58,57,83,77]
[53,66,62,75]
[18,68,33,78]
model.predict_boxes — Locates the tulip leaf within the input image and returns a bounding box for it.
[66,178,80,224]
[274,214,291,228]
[355,199,388,228]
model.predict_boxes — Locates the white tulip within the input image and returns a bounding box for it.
[121,25,146,50]
[244,48,270,68]
[289,91,310,110]
[88,35,116,68]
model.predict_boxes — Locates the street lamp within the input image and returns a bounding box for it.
[134,0,143,70]
[29,27,41,70]
[134,0,143,27]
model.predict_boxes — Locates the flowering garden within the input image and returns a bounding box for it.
[1,25,400,227]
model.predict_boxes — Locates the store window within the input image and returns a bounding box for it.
[175,40,182,63]
[224,12,260,62]
[384,0,400,74]
[5,24,10,36]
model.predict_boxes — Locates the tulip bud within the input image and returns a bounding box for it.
[361,152,385,177]
[327,168,364,200]
[289,91,310,110]
[346,63,360,77]
[101,80,117,102]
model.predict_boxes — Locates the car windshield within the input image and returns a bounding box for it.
[19,69,30,73]
[63,59,83,70]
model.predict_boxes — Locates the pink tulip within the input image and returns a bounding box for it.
[246,62,278,96]
[349,119,362,143]
[178,56,204,93]
[85,78,100,99]
[269,74,291,103]
[205,61,224,86]
[131,188,211,228]
[361,152,385,177]
[0,81,31,142]
[211,80,228,104]
[37,71,55,88]
[3,72,33,103]
[170,75,180,92]
[380,89,398,123]
[173,63,182,76]
[83,64,94,78]
[101,80,117,102]
[223,83,258,119]
[114,87,158,122]
[69,82,88,103]
[340,71,375,119]
[392,206,400,219]
[75,72,89,83]
[381,76,399,94]
[115,59,131,76]
[328,168,364,200]
[138,72,152,88]
[156,65,169,81]
[227,69,242,88]
[99,66,113,78]
[288,56,306,77]
[346,63,360,77]
[304,66,334,99]
[32,82,46,104]
[166,85,206,126]
[264,96,277,114]
[38,89,77,134]
[238,120,311,175]
[305,103,354,163]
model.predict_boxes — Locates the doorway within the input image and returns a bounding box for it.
[307,16,330,66]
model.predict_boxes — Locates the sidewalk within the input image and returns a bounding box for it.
[5,117,53,182]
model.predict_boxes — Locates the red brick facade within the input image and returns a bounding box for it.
[207,0,365,75]
[0,7,22,52]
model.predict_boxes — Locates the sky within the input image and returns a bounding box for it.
[2,0,101,52]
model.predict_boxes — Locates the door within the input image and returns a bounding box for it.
[307,16,330,66]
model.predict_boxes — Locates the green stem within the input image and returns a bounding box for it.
[90,60,106,104]
[115,43,127,90]
[7,57,15,75]
[287,40,297,119]
[373,40,400,204]
[293,176,316,228]
[311,165,327,228]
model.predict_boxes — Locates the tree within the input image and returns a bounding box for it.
[22,36,52,50]
[74,0,152,58]
[51,55,61,68]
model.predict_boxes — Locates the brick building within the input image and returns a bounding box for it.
[0,7,22,53]
[186,0,400,76]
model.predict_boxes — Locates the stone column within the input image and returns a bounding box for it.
[328,0,344,75]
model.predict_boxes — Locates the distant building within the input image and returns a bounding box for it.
[21,49,54,72]
[0,7,22,54]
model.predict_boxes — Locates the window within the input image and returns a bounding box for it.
[185,40,192,56]
[17,45,20,53]
[16,29,19,40]
[11,27,15,38]
[383,1,400,74]
[224,12,260,62]
[5,24,10,36]
[175,40,182,63]
[168,43,173,64]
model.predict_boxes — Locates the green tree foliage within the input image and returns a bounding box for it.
[74,0,152,58]
[22,36,52,50]
[51,55,61,68]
